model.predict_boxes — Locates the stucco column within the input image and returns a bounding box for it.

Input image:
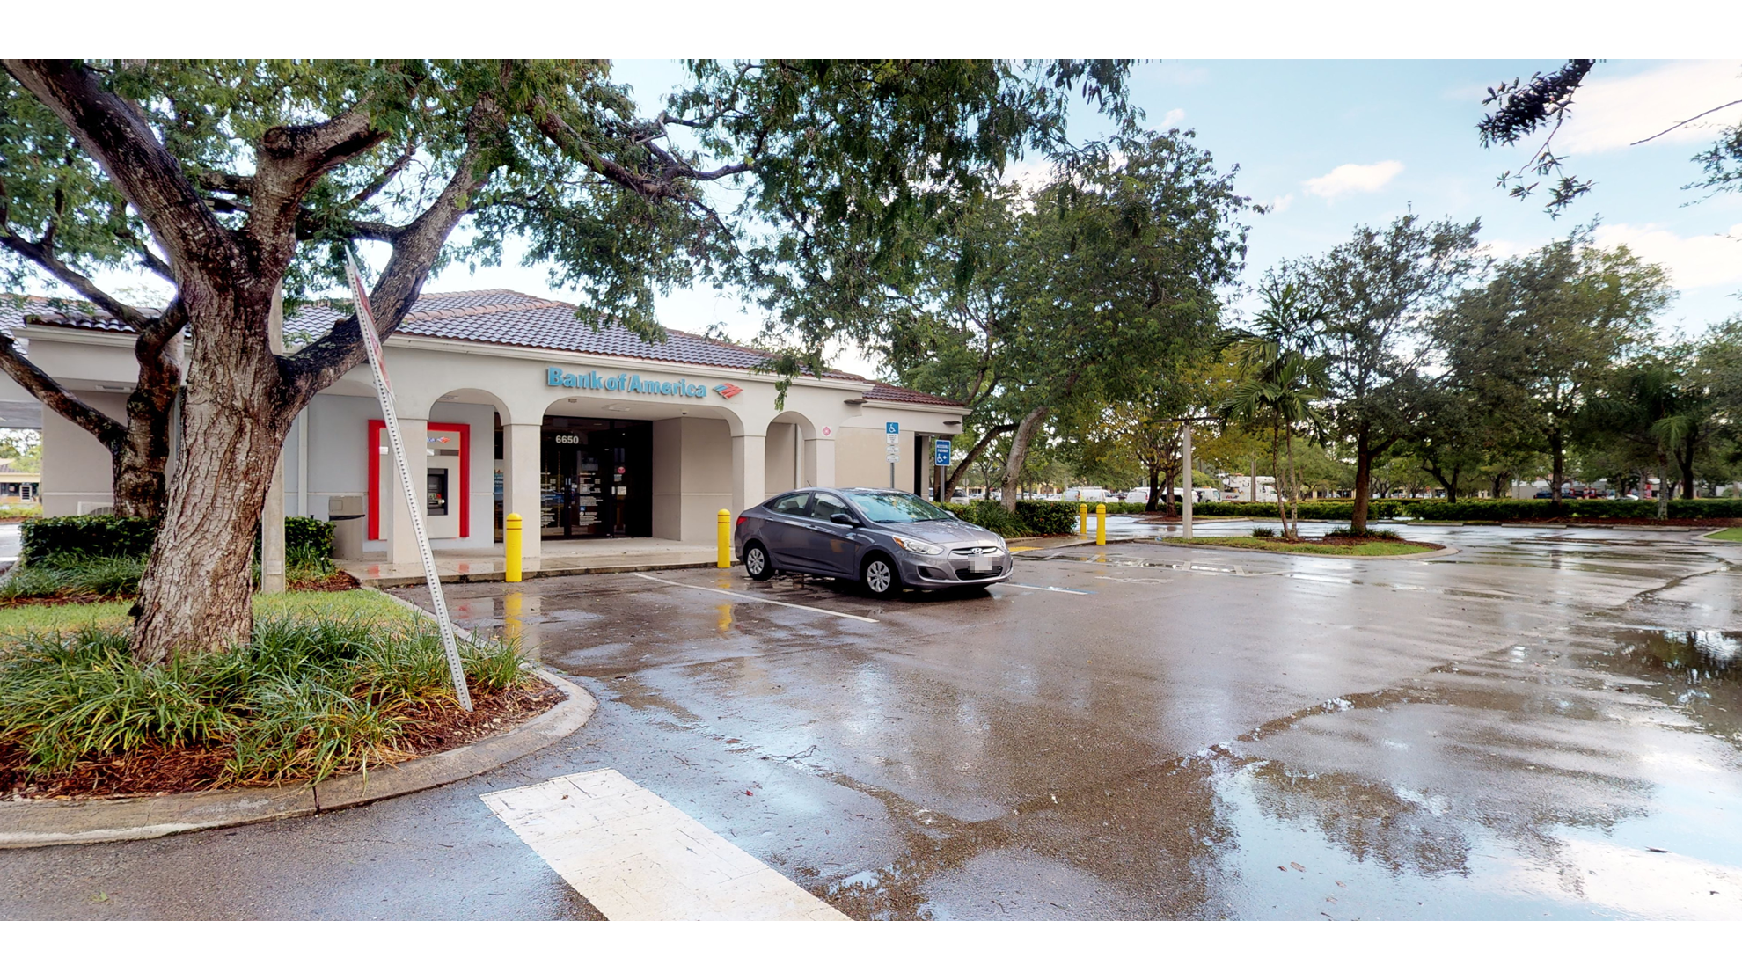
[385,417,428,565]
[504,422,543,561]
[732,433,766,517]
[804,436,836,488]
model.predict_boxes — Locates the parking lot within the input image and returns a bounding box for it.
[4,524,1739,919]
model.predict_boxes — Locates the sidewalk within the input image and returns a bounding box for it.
[338,536,720,587]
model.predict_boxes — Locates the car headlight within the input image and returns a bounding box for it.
[996,536,1008,552]
[891,535,944,556]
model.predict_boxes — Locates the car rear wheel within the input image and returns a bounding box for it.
[861,554,898,597]
[743,542,775,581]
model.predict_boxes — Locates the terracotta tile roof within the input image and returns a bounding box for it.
[2,296,132,338]
[6,289,964,407]
[865,381,963,408]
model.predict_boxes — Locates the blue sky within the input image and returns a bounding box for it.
[426,59,1742,376]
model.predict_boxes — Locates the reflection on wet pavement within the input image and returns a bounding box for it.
[401,525,1742,919]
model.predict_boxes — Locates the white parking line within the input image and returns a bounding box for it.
[481,769,848,921]
[1003,583,1091,595]
[632,572,879,623]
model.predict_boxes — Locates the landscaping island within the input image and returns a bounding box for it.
[0,517,560,803]
[1164,535,1441,557]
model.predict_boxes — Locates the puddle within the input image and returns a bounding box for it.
[1577,629,1742,744]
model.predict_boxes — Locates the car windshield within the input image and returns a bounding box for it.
[845,490,954,524]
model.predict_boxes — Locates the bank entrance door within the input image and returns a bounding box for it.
[540,418,652,538]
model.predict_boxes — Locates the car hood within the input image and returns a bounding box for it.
[876,519,1002,548]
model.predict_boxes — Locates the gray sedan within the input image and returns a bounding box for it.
[734,487,1013,596]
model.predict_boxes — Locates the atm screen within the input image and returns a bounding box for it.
[427,470,449,516]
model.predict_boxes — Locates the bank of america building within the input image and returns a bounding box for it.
[0,291,962,563]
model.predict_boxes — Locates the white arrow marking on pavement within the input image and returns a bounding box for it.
[632,572,879,623]
[1002,583,1091,595]
[481,768,848,921]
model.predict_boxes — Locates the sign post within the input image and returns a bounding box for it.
[345,250,473,712]
[885,421,900,489]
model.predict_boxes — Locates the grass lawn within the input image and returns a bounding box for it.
[1707,527,1742,542]
[1171,535,1439,557]
[0,588,413,638]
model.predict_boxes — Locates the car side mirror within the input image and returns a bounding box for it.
[829,513,858,527]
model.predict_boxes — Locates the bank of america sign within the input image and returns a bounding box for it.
[545,367,718,399]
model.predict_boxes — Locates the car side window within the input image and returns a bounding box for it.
[810,493,851,522]
[769,493,811,517]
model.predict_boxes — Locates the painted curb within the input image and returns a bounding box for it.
[0,667,595,850]
[1698,527,1742,543]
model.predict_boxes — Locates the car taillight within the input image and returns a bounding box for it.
[736,516,747,526]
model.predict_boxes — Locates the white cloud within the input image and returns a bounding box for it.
[1557,60,1742,154]
[1265,193,1294,214]
[1593,222,1742,290]
[1161,107,1186,128]
[1302,160,1405,200]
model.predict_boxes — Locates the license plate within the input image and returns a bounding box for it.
[970,556,991,573]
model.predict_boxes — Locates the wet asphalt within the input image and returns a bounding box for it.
[4,523,1740,920]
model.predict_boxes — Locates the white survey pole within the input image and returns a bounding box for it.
[345,251,473,712]
[1181,420,1194,541]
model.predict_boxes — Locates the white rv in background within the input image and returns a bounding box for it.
[1222,475,1278,503]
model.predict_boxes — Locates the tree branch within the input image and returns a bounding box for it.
[248,106,389,254]
[0,333,127,449]
[1631,98,1742,146]
[0,231,154,329]
[3,59,244,281]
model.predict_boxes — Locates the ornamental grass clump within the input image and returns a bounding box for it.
[0,556,145,601]
[0,615,528,785]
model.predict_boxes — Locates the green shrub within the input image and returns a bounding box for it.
[20,515,158,564]
[0,503,43,520]
[0,615,529,784]
[1251,527,1276,538]
[1014,501,1080,535]
[1325,526,1401,539]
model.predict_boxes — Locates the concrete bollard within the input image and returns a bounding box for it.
[505,512,523,583]
[1095,503,1107,546]
[717,509,732,568]
[1079,502,1089,536]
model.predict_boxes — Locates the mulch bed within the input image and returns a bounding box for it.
[1315,535,1438,550]
[1489,516,1742,527]
[290,570,361,592]
[0,676,564,802]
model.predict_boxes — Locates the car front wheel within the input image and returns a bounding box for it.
[861,554,899,597]
[743,542,775,581]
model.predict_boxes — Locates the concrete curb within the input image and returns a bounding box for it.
[0,669,595,850]
[352,557,727,589]
[1698,527,1741,543]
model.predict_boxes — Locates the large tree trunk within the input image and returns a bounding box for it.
[1286,429,1300,537]
[130,302,293,664]
[1678,432,1697,500]
[1146,462,1161,512]
[1000,406,1047,513]
[1350,431,1374,534]
[1655,454,1670,519]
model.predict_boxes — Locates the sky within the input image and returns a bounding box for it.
[22,56,1742,380]
[421,59,1742,378]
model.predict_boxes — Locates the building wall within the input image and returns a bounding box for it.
[40,391,125,516]
[764,421,800,495]
[651,416,733,543]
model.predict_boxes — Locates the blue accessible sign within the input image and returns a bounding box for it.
[886,421,900,435]
[934,439,951,466]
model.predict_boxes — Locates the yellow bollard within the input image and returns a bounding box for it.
[1079,502,1089,536]
[505,512,523,583]
[717,508,732,568]
[1095,503,1107,546]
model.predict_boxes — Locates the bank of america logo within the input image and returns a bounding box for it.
[714,383,743,399]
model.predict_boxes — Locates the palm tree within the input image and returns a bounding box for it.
[1218,283,1329,538]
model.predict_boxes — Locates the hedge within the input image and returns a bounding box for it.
[943,500,1080,537]
[20,514,336,565]
[20,515,157,563]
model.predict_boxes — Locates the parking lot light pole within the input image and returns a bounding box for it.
[1182,419,1194,541]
